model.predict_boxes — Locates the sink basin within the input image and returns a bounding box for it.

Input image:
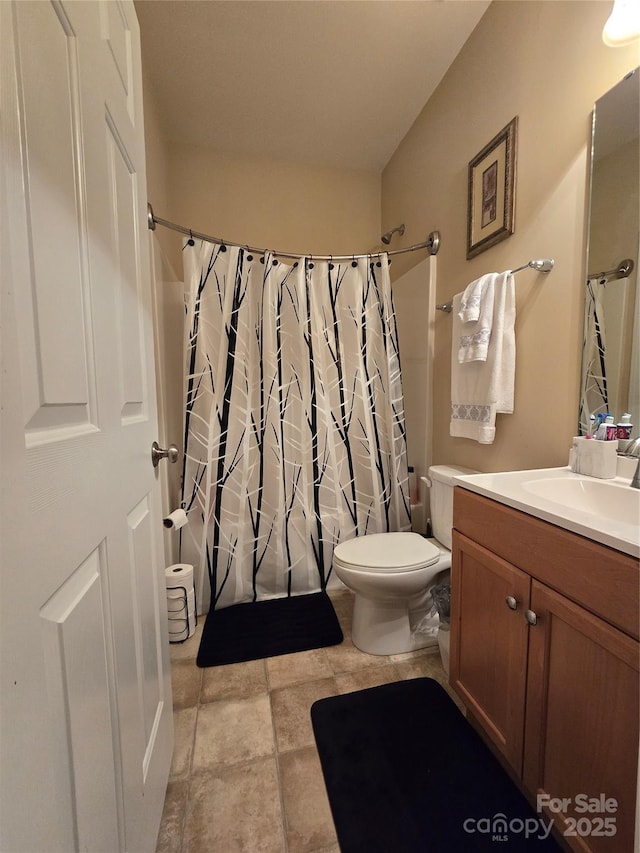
[521,477,640,527]
[454,466,640,557]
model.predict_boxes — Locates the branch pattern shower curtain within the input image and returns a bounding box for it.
[180,242,411,612]
[579,277,608,433]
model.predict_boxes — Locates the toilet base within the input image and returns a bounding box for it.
[351,595,438,656]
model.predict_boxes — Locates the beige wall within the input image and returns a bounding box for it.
[382,1,639,474]
[143,75,184,561]
[142,74,182,268]
[590,137,639,273]
[164,144,381,270]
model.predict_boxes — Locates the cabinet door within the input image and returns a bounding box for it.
[451,531,530,773]
[524,580,639,853]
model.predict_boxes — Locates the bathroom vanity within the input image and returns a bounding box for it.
[450,470,639,853]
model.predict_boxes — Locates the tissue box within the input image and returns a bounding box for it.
[569,437,618,479]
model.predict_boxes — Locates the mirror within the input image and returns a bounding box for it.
[579,67,639,439]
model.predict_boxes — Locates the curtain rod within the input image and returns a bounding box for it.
[147,203,440,261]
[435,258,555,313]
[588,258,634,282]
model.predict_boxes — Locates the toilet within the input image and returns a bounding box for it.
[333,464,477,656]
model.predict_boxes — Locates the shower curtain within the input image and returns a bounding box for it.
[579,277,608,433]
[180,242,411,612]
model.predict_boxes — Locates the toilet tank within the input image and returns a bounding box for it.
[427,465,478,550]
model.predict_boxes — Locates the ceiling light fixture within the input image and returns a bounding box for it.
[602,0,640,46]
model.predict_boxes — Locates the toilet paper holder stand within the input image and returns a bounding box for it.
[167,583,198,644]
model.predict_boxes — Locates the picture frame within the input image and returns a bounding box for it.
[467,117,518,259]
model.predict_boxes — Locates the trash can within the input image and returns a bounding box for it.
[431,582,451,676]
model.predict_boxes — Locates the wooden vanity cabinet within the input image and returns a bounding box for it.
[451,487,639,853]
[450,532,530,773]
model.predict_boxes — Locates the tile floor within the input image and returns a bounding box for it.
[156,589,462,853]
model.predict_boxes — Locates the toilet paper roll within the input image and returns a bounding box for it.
[167,605,196,621]
[167,589,196,614]
[167,600,194,617]
[163,508,188,530]
[167,585,195,603]
[167,579,194,596]
[165,563,194,589]
[168,623,189,643]
[168,613,197,642]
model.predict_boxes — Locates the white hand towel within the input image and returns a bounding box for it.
[450,270,515,444]
[458,273,497,363]
[458,273,493,323]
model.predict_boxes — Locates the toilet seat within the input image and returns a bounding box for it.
[333,532,440,573]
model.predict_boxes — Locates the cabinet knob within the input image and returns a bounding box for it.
[525,609,538,626]
[505,595,518,610]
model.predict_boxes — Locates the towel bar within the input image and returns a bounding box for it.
[436,258,554,313]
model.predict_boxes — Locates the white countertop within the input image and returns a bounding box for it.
[453,465,640,559]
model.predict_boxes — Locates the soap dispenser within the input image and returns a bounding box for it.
[617,413,633,440]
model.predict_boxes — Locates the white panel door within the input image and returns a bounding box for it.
[0,2,173,851]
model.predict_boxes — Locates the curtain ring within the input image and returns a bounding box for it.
[187,229,195,247]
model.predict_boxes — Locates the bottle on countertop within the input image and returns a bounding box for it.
[605,415,617,441]
[617,413,633,441]
[594,413,611,440]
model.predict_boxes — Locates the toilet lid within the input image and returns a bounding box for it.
[333,532,440,573]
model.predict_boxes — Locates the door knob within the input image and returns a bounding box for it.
[525,609,538,626]
[505,595,518,610]
[151,441,179,468]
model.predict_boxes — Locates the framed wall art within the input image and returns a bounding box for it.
[467,117,518,259]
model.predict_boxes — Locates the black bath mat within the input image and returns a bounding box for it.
[196,591,343,667]
[312,678,561,852]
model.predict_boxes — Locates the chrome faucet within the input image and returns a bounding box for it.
[623,437,640,455]
[619,437,640,489]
